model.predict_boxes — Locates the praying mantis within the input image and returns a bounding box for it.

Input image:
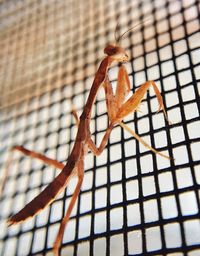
[1,23,172,256]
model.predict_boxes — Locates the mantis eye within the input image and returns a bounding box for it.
[104,45,118,56]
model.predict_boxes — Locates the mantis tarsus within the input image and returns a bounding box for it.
[1,24,171,256]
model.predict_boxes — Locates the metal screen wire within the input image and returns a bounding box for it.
[0,0,200,255]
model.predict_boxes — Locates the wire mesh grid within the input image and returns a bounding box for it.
[0,0,200,255]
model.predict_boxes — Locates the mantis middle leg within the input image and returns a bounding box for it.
[0,146,64,198]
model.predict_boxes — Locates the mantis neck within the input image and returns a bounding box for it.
[80,56,113,120]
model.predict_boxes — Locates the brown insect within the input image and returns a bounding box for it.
[1,22,171,255]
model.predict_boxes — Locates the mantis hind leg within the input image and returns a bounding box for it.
[53,160,84,256]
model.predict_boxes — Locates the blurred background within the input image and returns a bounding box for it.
[0,0,200,255]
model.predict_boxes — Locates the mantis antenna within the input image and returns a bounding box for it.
[115,17,152,43]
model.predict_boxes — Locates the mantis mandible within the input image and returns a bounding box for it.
[1,23,171,256]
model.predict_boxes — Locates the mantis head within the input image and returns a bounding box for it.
[104,44,129,62]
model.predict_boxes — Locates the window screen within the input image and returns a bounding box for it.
[0,0,200,255]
